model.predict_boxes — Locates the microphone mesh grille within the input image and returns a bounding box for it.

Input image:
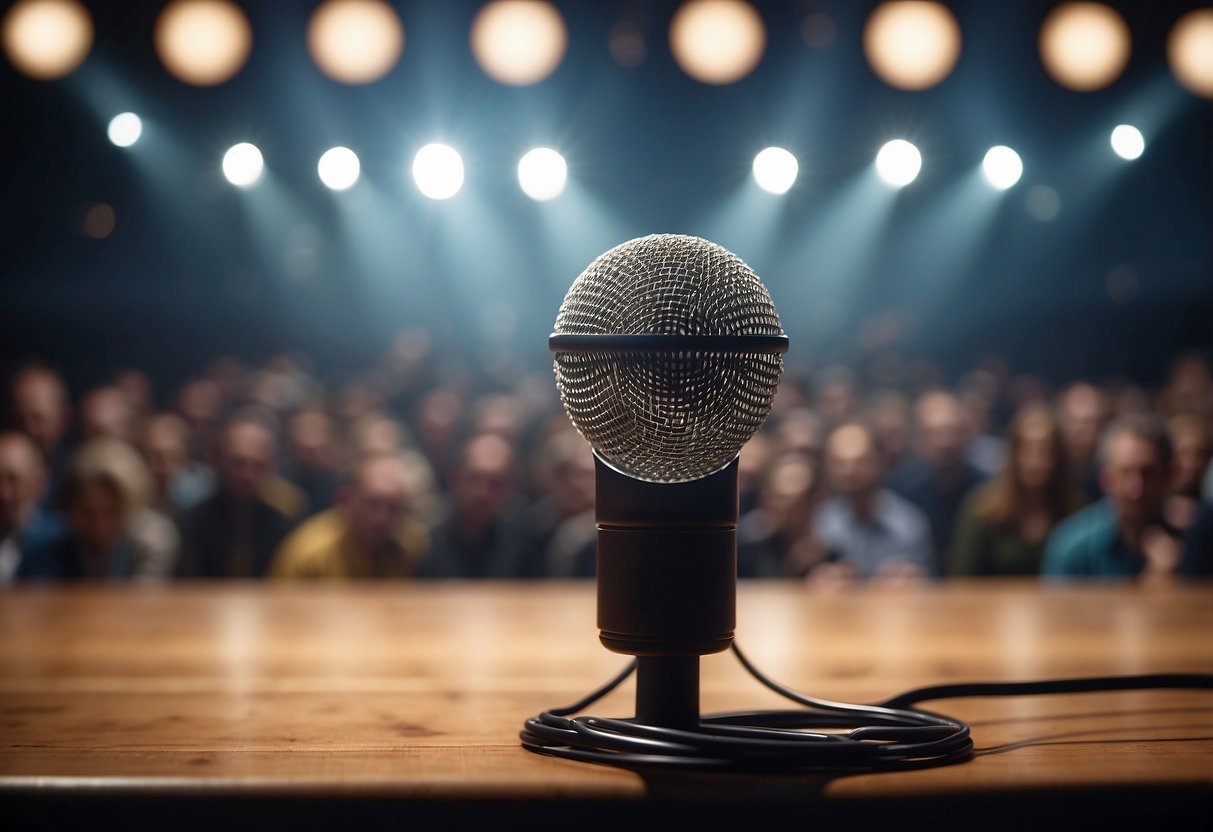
[553,234,784,483]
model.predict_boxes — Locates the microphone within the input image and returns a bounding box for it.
[548,233,788,729]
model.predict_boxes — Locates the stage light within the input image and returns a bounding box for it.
[318,146,360,190]
[470,1,567,86]
[518,148,567,201]
[82,202,116,240]
[1,0,92,80]
[412,144,464,200]
[308,0,403,84]
[875,140,921,188]
[982,146,1023,190]
[863,1,961,91]
[107,112,143,148]
[752,147,798,194]
[669,0,766,85]
[1039,2,1130,92]
[154,0,252,86]
[222,142,263,187]
[1167,9,1213,99]
[1110,125,1144,160]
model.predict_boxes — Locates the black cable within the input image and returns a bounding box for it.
[519,642,1213,773]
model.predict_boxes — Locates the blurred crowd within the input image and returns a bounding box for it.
[1,328,1211,587]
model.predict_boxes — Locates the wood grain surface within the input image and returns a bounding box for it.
[0,580,1210,809]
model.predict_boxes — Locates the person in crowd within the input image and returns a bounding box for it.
[1164,412,1212,531]
[19,439,177,580]
[178,410,303,578]
[949,404,1085,576]
[282,408,342,515]
[865,390,912,476]
[813,365,861,429]
[771,407,823,461]
[737,433,774,516]
[114,369,155,431]
[9,363,72,501]
[525,429,595,572]
[78,385,136,443]
[738,452,823,578]
[270,454,427,579]
[1043,415,1180,579]
[418,433,538,578]
[412,388,465,488]
[176,378,223,465]
[1056,381,1108,501]
[887,390,985,573]
[0,432,65,584]
[138,413,214,518]
[958,370,1007,478]
[811,422,933,584]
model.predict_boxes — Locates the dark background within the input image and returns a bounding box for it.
[2,0,1210,397]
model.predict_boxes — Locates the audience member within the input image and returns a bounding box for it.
[9,363,71,499]
[19,439,177,580]
[1164,412,1212,531]
[178,410,303,578]
[271,454,427,579]
[419,433,538,578]
[950,405,1084,576]
[1056,381,1107,501]
[811,423,933,584]
[139,413,214,517]
[0,432,65,584]
[283,408,342,515]
[78,385,136,443]
[813,365,861,429]
[887,390,985,573]
[738,452,823,577]
[176,378,222,465]
[526,430,595,575]
[737,433,774,515]
[1043,415,1179,579]
[865,390,912,476]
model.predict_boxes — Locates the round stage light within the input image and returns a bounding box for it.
[1167,9,1213,99]
[1,0,93,80]
[669,0,766,85]
[154,0,252,86]
[1039,2,1130,92]
[222,142,263,187]
[517,148,567,201]
[863,1,961,91]
[82,202,116,239]
[982,146,1023,190]
[875,140,922,188]
[470,1,567,86]
[318,146,360,190]
[107,112,143,148]
[308,0,403,84]
[412,143,464,200]
[752,147,798,194]
[1110,125,1145,160]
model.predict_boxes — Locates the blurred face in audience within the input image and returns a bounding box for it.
[1014,411,1058,492]
[12,371,68,455]
[1168,415,1212,495]
[80,387,134,443]
[1101,431,1168,526]
[455,435,515,526]
[915,393,970,472]
[0,434,44,532]
[289,411,336,471]
[1059,384,1105,463]
[219,422,275,502]
[825,425,881,499]
[342,457,409,551]
[68,481,127,555]
[760,455,817,532]
[140,415,189,495]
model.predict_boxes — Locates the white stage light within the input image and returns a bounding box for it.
[412,143,464,200]
[107,112,142,147]
[318,146,360,190]
[752,147,798,194]
[222,142,263,187]
[982,146,1023,190]
[517,148,567,201]
[875,139,922,187]
[1110,125,1144,160]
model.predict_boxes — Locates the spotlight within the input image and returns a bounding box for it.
[222,142,263,187]
[1110,125,1144,160]
[318,146,360,190]
[669,0,766,85]
[154,0,252,87]
[412,143,464,200]
[1039,2,1130,92]
[517,147,567,201]
[875,140,921,187]
[107,112,143,148]
[308,0,403,85]
[1167,9,1213,99]
[751,147,798,194]
[863,1,961,91]
[1,0,93,80]
[470,0,567,86]
[981,146,1023,190]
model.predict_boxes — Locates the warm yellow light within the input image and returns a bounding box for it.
[308,0,403,84]
[863,1,961,91]
[1,0,92,80]
[470,0,567,86]
[669,0,766,85]
[1039,2,1130,92]
[82,203,116,239]
[1167,9,1213,99]
[154,0,252,87]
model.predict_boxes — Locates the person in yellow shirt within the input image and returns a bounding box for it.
[270,453,427,579]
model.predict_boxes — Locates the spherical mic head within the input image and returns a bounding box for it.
[551,233,785,483]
